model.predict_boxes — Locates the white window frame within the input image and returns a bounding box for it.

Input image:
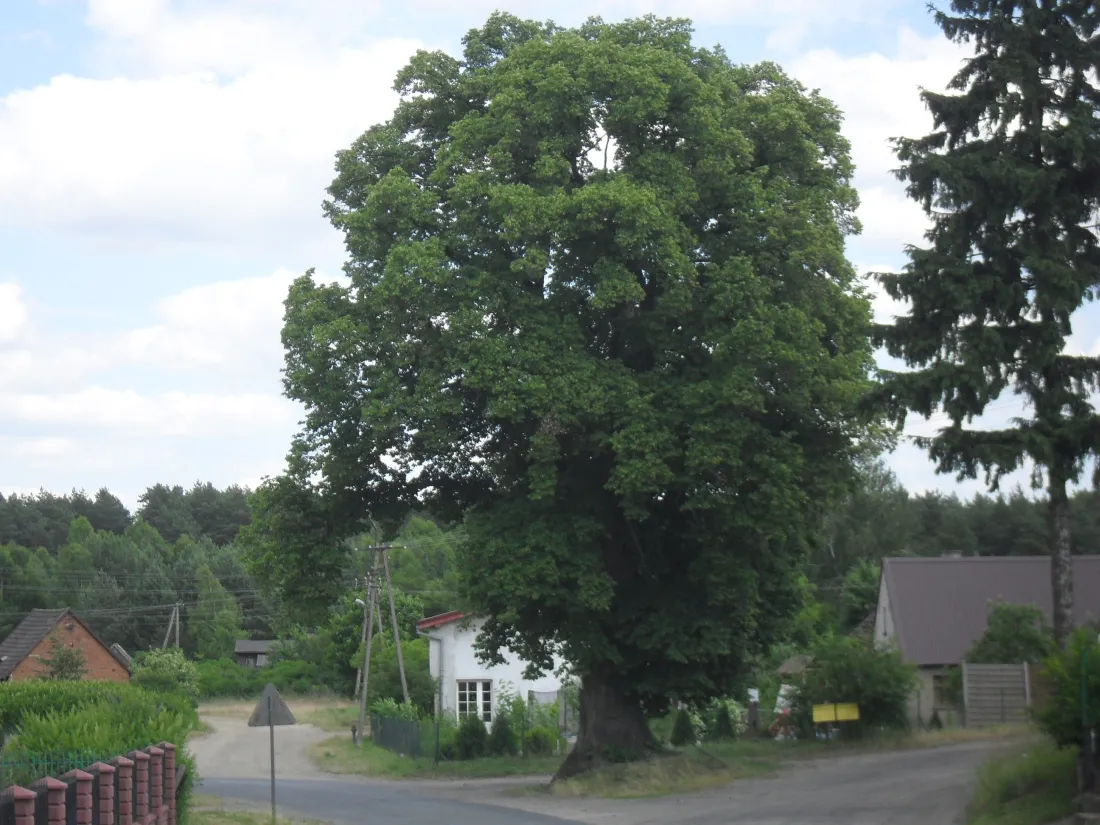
[456,679,493,722]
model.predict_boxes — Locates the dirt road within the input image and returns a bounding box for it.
[195,715,1006,825]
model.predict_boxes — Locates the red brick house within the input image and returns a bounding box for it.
[0,608,131,683]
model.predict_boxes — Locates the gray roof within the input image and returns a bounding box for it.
[235,639,277,655]
[0,608,130,679]
[883,556,1100,666]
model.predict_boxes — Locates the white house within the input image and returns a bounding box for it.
[416,611,565,722]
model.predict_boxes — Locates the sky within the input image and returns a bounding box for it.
[1,0,1097,511]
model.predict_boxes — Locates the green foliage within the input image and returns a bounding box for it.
[524,726,557,757]
[15,689,197,755]
[488,709,517,756]
[362,637,436,717]
[455,713,489,760]
[967,601,1053,666]
[37,630,87,681]
[371,697,420,722]
[193,657,326,699]
[872,0,1100,641]
[967,740,1077,825]
[709,703,736,741]
[0,681,142,738]
[1037,627,1100,748]
[792,637,916,736]
[669,708,696,747]
[131,648,200,704]
[263,13,877,748]
[840,559,881,633]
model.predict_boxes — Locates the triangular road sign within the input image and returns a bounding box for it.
[248,683,297,727]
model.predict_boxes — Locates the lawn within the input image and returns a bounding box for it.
[965,739,1077,825]
[191,794,328,825]
[309,737,564,779]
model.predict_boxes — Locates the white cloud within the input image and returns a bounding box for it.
[0,282,29,343]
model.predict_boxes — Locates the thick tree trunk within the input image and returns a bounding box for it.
[1049,474,1074,646]
[553,673,659,781]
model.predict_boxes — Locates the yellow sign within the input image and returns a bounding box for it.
[835,703,860,722]
[812,703,861,724]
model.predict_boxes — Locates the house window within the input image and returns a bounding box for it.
[457,680,492,722]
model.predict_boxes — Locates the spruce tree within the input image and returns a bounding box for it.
[875,0,1100,644]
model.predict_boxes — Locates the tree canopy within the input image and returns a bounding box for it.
[258,12,876,775]
[873,0,1100,642]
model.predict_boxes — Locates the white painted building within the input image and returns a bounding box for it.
[416,611,564,722]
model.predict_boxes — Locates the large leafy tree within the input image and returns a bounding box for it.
[264,13,874,775]
[874,1,1100,643]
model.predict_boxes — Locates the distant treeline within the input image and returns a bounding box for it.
[0,482,251,552]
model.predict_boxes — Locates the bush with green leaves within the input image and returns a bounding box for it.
[524,725,557,757]
[488,709,518,756]
[701,697,745,740]
[371,697,420,722]
[670,707,696,746]
[455,713,489,760]
[1037,627,1100,748]
[710,704,736,741]
[967,601,1054,665]
[131,648,200,704]
[194,657,328,699]
[0,681,144,739]
[792,636,917,737]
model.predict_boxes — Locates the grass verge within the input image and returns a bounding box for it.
[297,704,359,733]
[966,739,1077,825]
[198,697,353,725]
[309,737,563,779]
[191,794,328,825]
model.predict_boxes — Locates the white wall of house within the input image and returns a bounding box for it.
[420,617,564,721]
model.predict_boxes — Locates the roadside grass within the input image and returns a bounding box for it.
[309,737,563,779]
[297,704,359,733]
[191,794,329,825]
[965,739,1077,825]
[188,719,217,740]
[198,697,353,725]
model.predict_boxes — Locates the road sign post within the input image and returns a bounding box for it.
[248,683,297,821]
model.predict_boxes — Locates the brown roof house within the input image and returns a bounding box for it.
[0,608,131,683]
[874,556,1100,725]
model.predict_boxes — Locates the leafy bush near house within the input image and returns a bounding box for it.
[968,601,1054,666]
[489,709,518,756]
[710,703,736,741]
[455,713,489,760]
[371,697,420,722]
[1037,626,1100,748]
[131,648,200,704]
[524,725,557,757]
[0,681,146,739]
[792,636,917,737]
[194,657,328,698]
[670,708,696,746]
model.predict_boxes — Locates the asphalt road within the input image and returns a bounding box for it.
[199,740,1006,825]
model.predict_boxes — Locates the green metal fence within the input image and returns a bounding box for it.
[0,749,113,789]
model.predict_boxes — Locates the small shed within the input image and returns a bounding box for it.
[235,639,277,668]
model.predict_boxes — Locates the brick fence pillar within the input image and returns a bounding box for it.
[157,743,177,825]
[128,751,149,825]
[145,747,163,825]
[29,777,66,825]
[5,786,35,825]
[89,763,116,825]
[61,770,93,825]
[108,755,134,825]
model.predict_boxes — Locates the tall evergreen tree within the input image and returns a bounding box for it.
[875,0,1100,643]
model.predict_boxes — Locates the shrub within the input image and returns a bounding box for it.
[0,681,140,739]
[524,725,557,757]
[710,704,736,741]
[37,630,87,681]
[194,657,327,699]
[488,709,517,756]
[455,713,489,760]
[792,636,917,737]
[968,601,1054,665]
[131,649,200,704]
[371,697,420,722]
[1037,626,1100,748]
[670,707,696,746]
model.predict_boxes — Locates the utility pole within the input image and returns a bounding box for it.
[357,557,379,748]
[353,584,369,698]
[162,605,178,649]
[382,548,410,704]
[175,601,181,648]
